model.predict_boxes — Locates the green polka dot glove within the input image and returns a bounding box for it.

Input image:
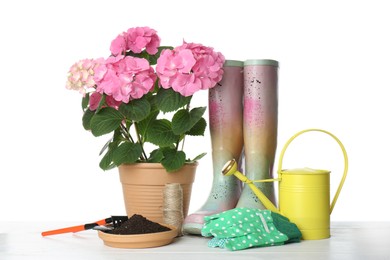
[201,208,302,251]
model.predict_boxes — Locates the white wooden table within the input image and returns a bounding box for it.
[1,222,389,259]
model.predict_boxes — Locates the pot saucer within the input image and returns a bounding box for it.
[97,224,178,248]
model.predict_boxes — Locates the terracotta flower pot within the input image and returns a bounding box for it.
[118,163,198,224]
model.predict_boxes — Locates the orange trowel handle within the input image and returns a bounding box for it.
[41,218,109,236]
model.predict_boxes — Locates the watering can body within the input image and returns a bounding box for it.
[279,167,332,240]
[223,129,348,240]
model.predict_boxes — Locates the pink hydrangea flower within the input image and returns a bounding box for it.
[110,27,161,56]
[156,42,225,96]
[177,42,225,89]
[110,34,127,56]
[94,55,156,103]
[89,92,122,111]
[126,27,160,55]
[66,58,101,95]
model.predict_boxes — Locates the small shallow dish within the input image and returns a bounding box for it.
[97,224,178,248]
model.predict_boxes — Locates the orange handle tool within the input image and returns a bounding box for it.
[41,218,109,237]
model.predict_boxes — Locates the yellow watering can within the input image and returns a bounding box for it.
[222,129,348,240]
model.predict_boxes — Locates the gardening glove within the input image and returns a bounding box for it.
[201,208,301,251]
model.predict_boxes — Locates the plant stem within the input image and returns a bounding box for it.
[181,134,186,151]
[134,122,148,161]
[120,123,135,143]
[178,101,191,151]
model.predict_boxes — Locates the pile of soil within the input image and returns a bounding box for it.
[107,214,171,235]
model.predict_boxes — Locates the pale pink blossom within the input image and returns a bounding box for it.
[94,55,156,103]
[66,58,101,95]
[156,42,225,96]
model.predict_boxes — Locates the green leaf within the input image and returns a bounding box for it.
[113,128,123,142]
[187,117,207,136]
[99,138,113,156]
[99,147,116,170]
[119,98,151,122]
[155,88,192,113]
[147,148,164,163]
[161,149,186,172]
[82,109,95,130]
[127,50,148,59]
[146,119,178,147]
[171,107,206,135]
[112,142,143,165]
[137,110,159,138]
[189,152,207,162]
[99,129,123,156]
[90,107,123,137]
[99,141,121,170]
[82,93,90,111]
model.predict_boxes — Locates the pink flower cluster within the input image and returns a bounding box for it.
[93,55,156,103]
[156,42,225,96]
[66,26,226,106]
[110,27,160,56]
[66,59,101,95]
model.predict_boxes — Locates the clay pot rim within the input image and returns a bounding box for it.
[119,162,199,169]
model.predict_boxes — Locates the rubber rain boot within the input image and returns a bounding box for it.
[183,60,244,234]
[236,59,279,209]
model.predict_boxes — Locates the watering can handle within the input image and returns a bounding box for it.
[277,129,348,214]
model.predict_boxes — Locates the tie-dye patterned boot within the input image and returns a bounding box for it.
[235,59,279,209]
[183,60,244,234]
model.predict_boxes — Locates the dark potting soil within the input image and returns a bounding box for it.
[106,214,171,235]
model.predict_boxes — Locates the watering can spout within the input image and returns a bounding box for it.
[222,159,281,214]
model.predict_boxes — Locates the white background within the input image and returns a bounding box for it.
[0,0,389,222]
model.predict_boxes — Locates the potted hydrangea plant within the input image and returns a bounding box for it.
[66,26,225,222]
